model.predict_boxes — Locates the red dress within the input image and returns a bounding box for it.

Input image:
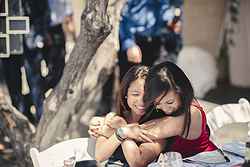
[169,101,217,158]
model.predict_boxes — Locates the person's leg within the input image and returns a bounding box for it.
[118,50,135,80]
[97,71,115,115]
[162,33,183,63]
[136,37,161,67]
[24,47,44,121]
[2,56,26,113]
[43,24,66,92]
[22,94,37,125]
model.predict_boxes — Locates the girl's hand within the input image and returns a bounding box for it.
[99,124,116,138]
[88,117,104,138]
[122,123,156,143]
[102,114,127,138]
[104,112,118,126]
[88,120,115,139]
[88,113,125,138]
[106,116,127,129]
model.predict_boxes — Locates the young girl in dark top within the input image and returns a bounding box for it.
[91,65,165,167]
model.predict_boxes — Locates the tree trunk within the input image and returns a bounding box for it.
[0,0,125,166]
[34,0,111,150]
[66,0,125,139]
[0,60,35,167]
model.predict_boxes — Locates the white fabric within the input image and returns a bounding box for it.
[177,46,218,98]
[206,98,250,141]
[30,138,95,167]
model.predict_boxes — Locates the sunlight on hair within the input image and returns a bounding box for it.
[157,67,169,81]
[136,66,149,79]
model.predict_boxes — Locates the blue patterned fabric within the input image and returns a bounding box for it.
[119,0,183,51]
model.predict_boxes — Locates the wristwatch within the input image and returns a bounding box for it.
[115,127,127,142]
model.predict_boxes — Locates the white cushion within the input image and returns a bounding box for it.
[30,138,95,167]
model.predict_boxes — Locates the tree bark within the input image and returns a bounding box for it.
[66,0,125,139]
[0,60,35,167]
[34,0,111,150]
[0,97,35,167]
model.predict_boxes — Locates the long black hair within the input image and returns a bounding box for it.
[117,65,149,120]
[143,61,194,137]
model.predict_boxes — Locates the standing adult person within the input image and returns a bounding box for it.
[99,0,183,115]
[43,0,76,92]
[118,0,183,78]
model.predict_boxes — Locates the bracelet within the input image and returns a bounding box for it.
[115,128,127,142]
[115,131,124,142]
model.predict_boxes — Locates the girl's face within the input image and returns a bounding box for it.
[154,90,181,115]
[127,78,146,117]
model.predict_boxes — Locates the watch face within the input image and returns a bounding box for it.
[117,127,126,140]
